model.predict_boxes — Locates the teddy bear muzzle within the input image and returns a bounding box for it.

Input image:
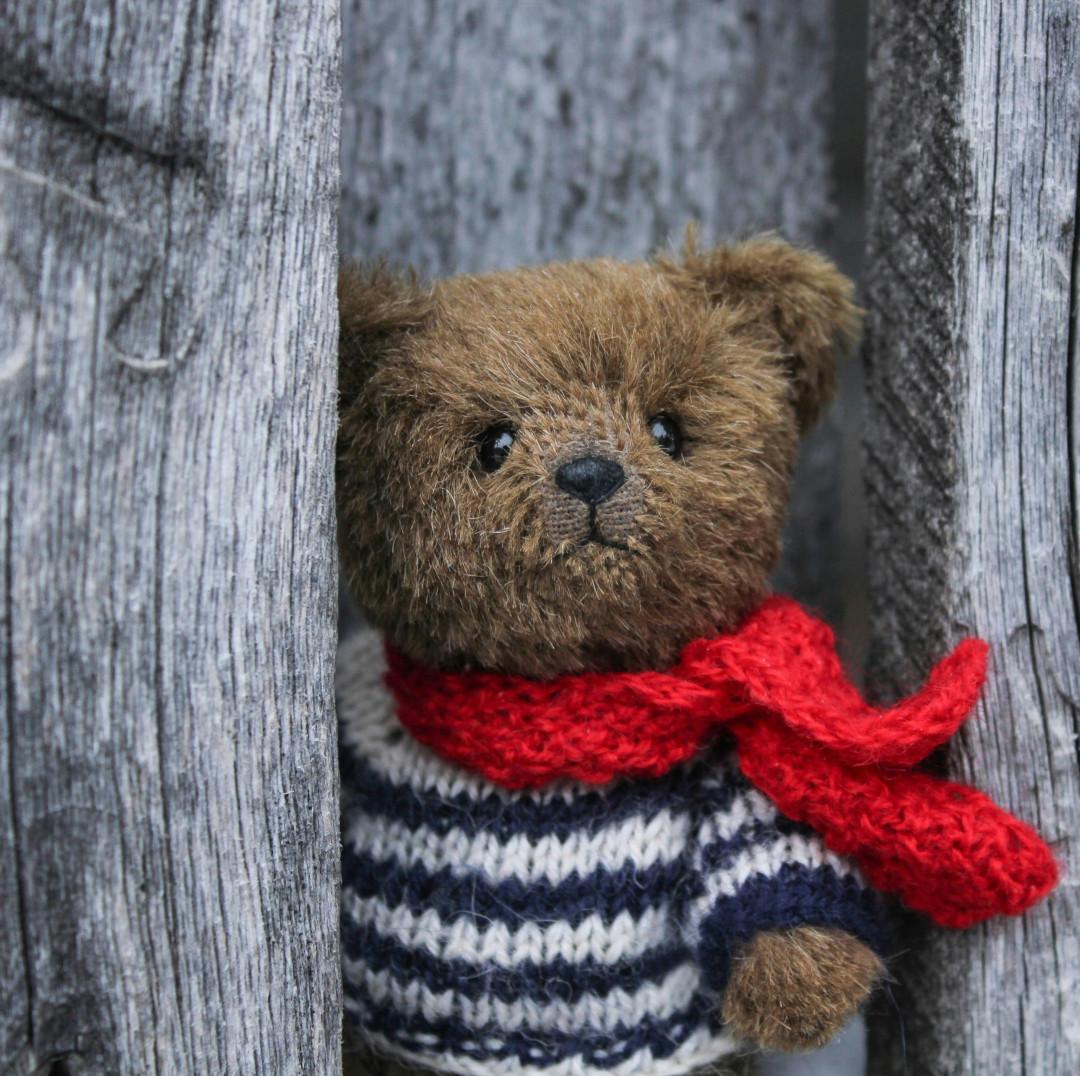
[545,447,646,552]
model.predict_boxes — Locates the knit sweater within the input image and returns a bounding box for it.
[338,629,886,1076]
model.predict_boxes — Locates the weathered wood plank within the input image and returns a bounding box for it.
[864,1,1079,1071]
[0,2,341,1073]
[340,0,846,618]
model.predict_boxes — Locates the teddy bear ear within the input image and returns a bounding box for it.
[656,229,861,431]
[338,262,433,409]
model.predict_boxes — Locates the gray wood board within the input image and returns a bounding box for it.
[864,0,1079,1071]
[0,1,342,1072]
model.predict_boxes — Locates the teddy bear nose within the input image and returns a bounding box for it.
[554,456,626,506]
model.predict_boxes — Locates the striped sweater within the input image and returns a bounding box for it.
[339,630,886,1076]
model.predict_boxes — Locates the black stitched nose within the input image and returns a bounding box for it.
[554,456,626,506]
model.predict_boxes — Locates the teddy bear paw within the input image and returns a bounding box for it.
[720,925,883,1052]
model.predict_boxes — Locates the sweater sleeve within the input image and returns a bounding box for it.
[684,754,888,995]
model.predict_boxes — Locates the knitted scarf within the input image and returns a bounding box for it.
[384,596,1058,929]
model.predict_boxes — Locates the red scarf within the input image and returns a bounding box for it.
[385,597,1057,929]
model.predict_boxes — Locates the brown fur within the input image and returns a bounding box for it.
[337,234,857,679]
[721,926,884,1052]
[337,235,877,1062]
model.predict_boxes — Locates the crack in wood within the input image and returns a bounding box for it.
[0,159,151,236]
[0,77,209,175]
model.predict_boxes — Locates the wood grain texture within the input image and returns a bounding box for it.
[340,0,847,619]
[864,1,1079,1072]
[0,2,341,1073]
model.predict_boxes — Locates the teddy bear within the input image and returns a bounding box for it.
[334,234,1057,1076]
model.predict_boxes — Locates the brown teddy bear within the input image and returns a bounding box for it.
[335,233,886,1076]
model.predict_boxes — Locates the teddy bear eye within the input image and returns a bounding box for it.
[647,414,683,459]
[477,425,516,472]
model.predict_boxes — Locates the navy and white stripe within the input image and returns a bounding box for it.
[339,630,886,1076]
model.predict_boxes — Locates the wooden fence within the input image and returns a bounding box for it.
[0,2,341,1073]
[865,2,1079,1072]
[1,0,1076,1073]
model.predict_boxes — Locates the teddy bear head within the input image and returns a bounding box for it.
[337,235,857,678]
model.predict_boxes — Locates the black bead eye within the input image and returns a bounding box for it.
[477,425,516,472]
[647,414,683,458]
